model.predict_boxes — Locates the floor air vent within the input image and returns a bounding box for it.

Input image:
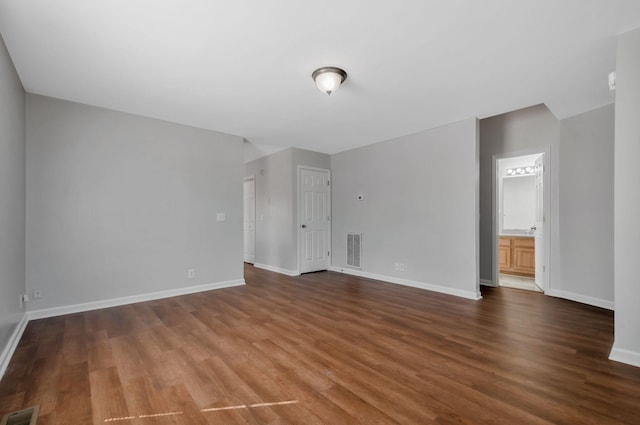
[1,406,39,425]
[346,233,362,268]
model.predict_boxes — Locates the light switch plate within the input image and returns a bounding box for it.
[216,213,226,221]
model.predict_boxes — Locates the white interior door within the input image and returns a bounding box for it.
[534,154,544,289]
[243,178,255,264]
[299,168,330,273]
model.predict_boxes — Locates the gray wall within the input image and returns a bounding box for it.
[26,95,244,311]
[612,27,640,365]
[0,35,25,360]
[480,103,615,307]
[559,105,614,304]
[479,104,560,285]
[245,149,295,272]
[331,118,479,298]
[244,148,330,274]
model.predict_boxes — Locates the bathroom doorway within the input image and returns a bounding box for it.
[243,176,255,264]
[495,152,547,292]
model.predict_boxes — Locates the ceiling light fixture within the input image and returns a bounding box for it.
[312,67,347,96]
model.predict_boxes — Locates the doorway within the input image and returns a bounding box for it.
[298,167,330,274]
[494,152,548,292]
[243,176,255,264]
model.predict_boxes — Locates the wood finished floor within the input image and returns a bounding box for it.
[1,265,640,424]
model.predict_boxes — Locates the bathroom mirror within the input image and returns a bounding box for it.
[502,175,535,232]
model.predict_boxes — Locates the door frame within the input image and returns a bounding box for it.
[243,175,255,264]
[492,148,551,292]
[297,166,331,274]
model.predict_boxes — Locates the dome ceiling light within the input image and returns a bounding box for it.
[312,67,347,96]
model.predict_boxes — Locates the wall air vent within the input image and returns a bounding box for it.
[346,233,362,268]
[1,405,39,425]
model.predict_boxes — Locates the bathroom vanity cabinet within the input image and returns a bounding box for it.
[499,236,535,277]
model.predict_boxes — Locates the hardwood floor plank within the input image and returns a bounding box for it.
[158,383,211,425]
[268,326,442,423]
[321,384,401,424]
[1,264,639,424]
[21,349,63,417]
[89,367,128,424]
[172,349,227,408]
[61,333,88,367]
[227,360,327,425]
[199,356,281,424]
[110,335,148,385]
[122,376,185,425]
[0,391,23,416]
[87,330,115,372]
[55,362,92,424]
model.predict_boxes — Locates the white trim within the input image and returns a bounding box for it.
[297,166,331,275]
[545,289,613,310]
[0,313,29,379]
[480,279,497,287]
[474,120,481,303]
[27,279,245,320]
[254,263,300,277]
[330,266,482,300]
[609,345,640,368]
[243,175,256,264]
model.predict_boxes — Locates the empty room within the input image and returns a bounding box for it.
[1,1,640,424]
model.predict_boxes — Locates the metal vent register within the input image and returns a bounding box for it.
[346,233,361,268]
[0,406,39,425]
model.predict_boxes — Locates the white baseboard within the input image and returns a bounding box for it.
[609,345,640,368]
[545,289,613,310]
[480,279,497,287]
[27,279,245,320]
[254,263,300,277]
[0,313,29,380]
[329,266,482,300]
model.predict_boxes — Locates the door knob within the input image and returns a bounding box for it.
[301,224,306,228]
[530,226,537,231]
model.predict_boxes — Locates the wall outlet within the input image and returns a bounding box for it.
[33,288,42,299]
[216,213,226,222]
[187,268,196,279]
[394,262,405,272]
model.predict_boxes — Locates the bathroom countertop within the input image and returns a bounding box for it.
[500,230,534,237]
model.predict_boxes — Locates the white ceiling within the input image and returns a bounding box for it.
[1,1,639,154]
